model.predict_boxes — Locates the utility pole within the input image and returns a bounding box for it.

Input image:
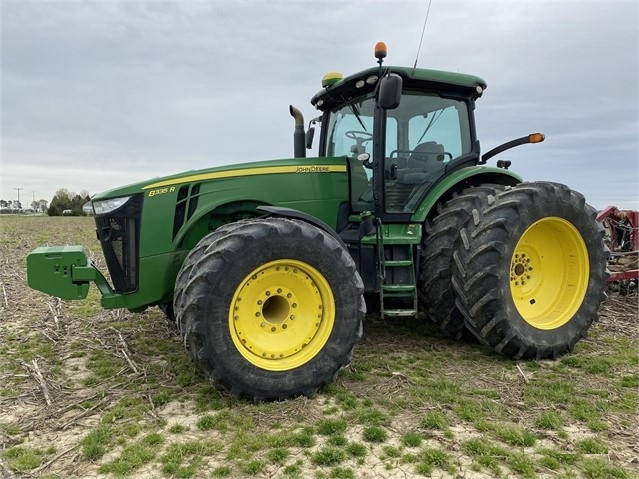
[14,187,23,210]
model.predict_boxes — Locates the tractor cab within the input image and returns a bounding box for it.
[310,43,486,223]
[307,44,492,316]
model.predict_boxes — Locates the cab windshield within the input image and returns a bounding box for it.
[326,92,472,213]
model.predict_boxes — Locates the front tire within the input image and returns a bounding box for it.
[452,182,608,359]
[173,218,365,401]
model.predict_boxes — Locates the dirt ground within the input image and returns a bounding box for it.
[1,216,638,479]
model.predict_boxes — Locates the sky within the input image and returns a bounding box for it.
[1,0,637,211]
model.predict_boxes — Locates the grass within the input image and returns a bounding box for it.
[362,426,387,443]
[534,409,564,430]
[421,410,449,430]
[98,435,161,475]
[4,446,47,471]
[401,431,422,447]
[1,215,638,479]
[317,418,348,436]
[312,446,345,466]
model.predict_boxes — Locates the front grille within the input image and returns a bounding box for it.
[95,194,143,293]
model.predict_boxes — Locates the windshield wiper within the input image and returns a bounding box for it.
[347,99,367,131]
[416,108,445,144]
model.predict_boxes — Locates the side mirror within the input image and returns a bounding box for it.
[306,127,315,150]
[377,74,402,110]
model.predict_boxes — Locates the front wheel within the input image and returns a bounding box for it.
[173,218,365,401]
[452,182,608,359]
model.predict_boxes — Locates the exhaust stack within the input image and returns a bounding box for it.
[289,105,306,158]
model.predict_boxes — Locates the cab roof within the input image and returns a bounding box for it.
[310,66,487,111]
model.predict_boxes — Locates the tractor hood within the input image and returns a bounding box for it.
[91,157,346,203]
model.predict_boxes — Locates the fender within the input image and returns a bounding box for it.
[256,205,348,250]
[411,166,522,223]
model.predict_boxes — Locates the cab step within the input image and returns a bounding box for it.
[383,308,418,317]
[376,227,419,319]
[383,284,416,293]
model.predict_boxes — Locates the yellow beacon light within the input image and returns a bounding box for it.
[374,42,387,66]
[322,72,343,88]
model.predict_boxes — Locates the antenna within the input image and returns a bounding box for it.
[412,0,433,74]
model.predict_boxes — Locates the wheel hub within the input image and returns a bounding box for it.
[511,254,532,286]
[229,260,334,371]
[509,217,589,330]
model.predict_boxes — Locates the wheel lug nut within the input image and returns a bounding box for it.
[271,327,276,332]
[260,322,266,327]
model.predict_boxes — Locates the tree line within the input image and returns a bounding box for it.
[0,189,92,216]
[47,189,92,216]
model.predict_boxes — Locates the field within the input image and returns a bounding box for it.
[0,215,637,479]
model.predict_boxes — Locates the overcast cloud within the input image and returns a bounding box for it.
[1,0,637,210]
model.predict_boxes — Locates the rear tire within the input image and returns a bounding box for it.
[173,218,365,401]
[419,184,505,338]
[452,182,608,359]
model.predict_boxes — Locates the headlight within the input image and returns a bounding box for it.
[92,196,132,215]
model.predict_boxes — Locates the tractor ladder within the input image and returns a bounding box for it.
[375,222,421,318]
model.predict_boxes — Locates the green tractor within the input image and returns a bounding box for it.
[27,43,607,401]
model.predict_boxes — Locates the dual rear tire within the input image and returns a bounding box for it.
[420,181,608,359]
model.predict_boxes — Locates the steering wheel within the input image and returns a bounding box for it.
[345,131,373,157]
[345,131,373,142]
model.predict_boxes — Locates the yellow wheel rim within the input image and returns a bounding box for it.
[510,217,589,330]
[229,259,335,371]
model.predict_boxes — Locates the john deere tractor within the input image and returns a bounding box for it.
[27,43,607,400]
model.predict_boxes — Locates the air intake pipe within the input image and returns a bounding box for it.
[289,105,306,158]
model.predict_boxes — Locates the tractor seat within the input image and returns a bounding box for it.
[396,141,445,184]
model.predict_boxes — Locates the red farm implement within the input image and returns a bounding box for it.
[597,206,639,294]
